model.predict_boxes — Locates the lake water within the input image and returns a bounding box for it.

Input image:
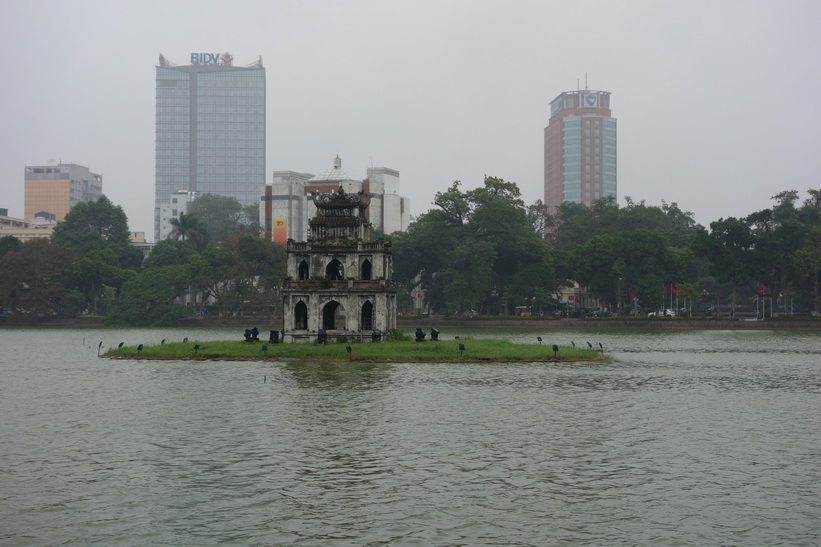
[1,327,820,545]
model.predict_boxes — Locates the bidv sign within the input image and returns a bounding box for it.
[191,52,234,66]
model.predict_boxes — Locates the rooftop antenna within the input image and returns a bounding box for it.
[585,72,588,90]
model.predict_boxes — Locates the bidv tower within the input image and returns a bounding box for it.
[543,89,616,215]
[154,52,266,241]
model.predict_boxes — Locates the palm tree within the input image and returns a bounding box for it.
[169,212,208,252]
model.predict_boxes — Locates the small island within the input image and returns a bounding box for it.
[103,336,605,363]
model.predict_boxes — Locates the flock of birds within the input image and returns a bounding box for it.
[537,337,603,352]
[97,336,190,355]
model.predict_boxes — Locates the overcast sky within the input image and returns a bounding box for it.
[2,0,820,237]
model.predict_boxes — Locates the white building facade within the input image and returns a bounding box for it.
[261,156,410,243]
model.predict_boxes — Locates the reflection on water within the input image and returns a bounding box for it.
[1,327,820,545]
[281,360,394,390]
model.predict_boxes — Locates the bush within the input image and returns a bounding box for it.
[385,329,412,342]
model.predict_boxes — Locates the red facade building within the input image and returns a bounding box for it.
[544,90,617,215]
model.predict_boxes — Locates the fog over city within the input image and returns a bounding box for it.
[2,0,819,237]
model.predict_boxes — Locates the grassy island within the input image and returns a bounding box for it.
[103,337,605,363]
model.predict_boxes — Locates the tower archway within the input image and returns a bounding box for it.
[326,259,344,280]
[294,300,308,330]
[361,259,372,280]
[361,300,374,331]
[322,300,346,330]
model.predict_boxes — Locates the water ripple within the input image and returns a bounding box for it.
[1,328,821,545]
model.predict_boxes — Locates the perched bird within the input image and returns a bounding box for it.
[571,341,576,349]
[183,337,188,343]
[537,337,543,345]
[587,341,593,349]
[118,342,124,348]
[161,339,166,345]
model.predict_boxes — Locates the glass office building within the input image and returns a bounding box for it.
[544,90,616,215]
[154,53,265,241]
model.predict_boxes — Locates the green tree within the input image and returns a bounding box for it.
[186,235,286,319]
[526,199,556,238]
[242,202,262,236]
[392,209,461,312]
[52,195,131,245]
[793,190,821,314]
[0,239,77,315]
[505,240,556,313]
[187,193,246,243]
[566,233,620,309]
[0,235,22,260]
[234,235,287,318]
[168,211,209,251]
[440,238,497,315]
[51,195,143,297]
[105,265,191,326]
[189,242,236,315]
[77,248,136,314]
[694,217,755,315]
[144,239,195,269]
[392,176,555,315]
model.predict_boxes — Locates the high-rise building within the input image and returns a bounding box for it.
[262,156,410,244]
[155,52,265,241]
[544,89,616,214]
[24,161,103,222]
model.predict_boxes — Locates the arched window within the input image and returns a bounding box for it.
[361,301,374,331]
[322,300,346,330]
[326,259,344,280]
[294,300,308,330]
[361,259,372,280]
[298,260,309,280]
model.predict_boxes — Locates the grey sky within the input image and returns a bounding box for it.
[2,0,819,237]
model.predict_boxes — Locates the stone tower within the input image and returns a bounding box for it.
[281,186,397,343]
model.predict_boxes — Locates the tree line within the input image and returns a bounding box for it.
[1,178,819,325]
[0,194,285,325]
[391,177,821,318]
